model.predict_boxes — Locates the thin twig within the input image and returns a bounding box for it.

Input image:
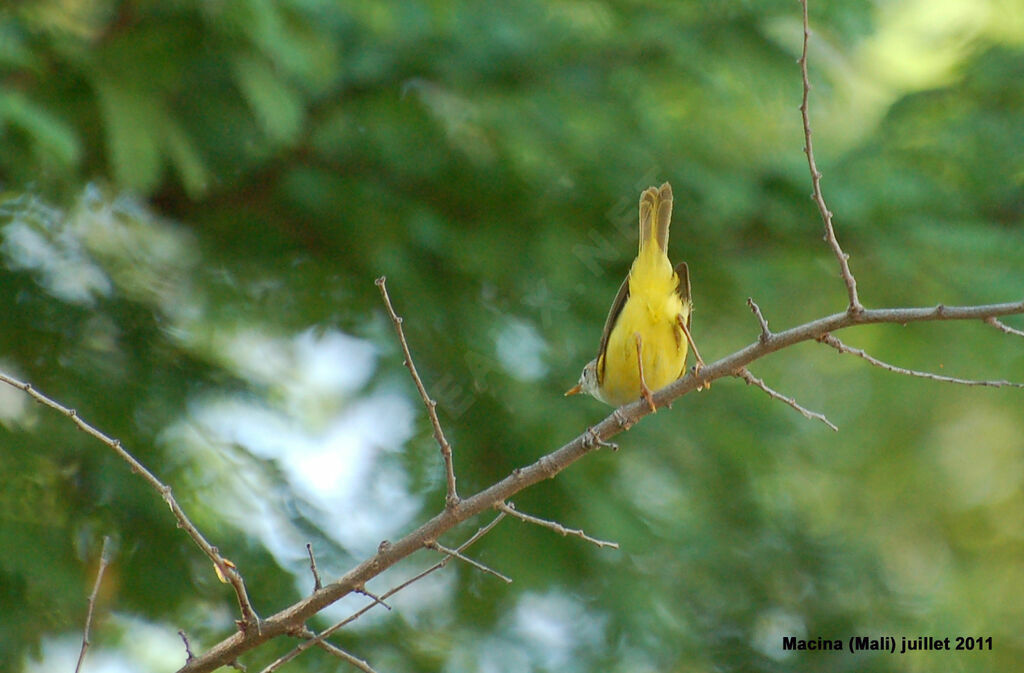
[376,276,460,508]
[355,585,391,611]
[676,315,706,369]
[0,372,259,630]
[819,333,1024,388]
[736,367,838,431]
[318,642,379,673]
[75,536,113,673]
[747,298,773,343]
[496,502,619,549]
[426,541,512,583]
[799,0,862,313]
[294,629,379,673]
[677,315,710,391]
[306,543,322,592]
[179,631,196,662]
[985,316,1024,338]
[257,513,507,673]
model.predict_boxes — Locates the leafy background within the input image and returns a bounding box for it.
[1,1,1023,672]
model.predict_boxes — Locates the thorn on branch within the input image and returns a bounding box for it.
[737,367,838,431]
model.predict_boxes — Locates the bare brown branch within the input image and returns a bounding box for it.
[799,0,863,313]
[496,502,619,549]
[736,367,838,431]
[426,540,512,583]
[376,276,460,508]
[305,543,322,592]
[75,536,113,673]
[355,586,391,611]
[179,631,196,662]
[270,629,379,673]
[259,513,507,672]
[747,298,773,343]
[312,640,379,673]
[0,372,259,630]
[166,298,1024,673]
[819,333,1024,388]
[2,291,1021,673]
[3,295,1021,673]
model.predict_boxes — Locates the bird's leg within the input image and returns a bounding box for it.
[677,315,709,390]
[633,333,657,412]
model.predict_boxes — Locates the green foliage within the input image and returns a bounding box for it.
[1,1,1023,672]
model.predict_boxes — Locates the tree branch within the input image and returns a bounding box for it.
[3,299,1019,673]
[819,333,1024,388]
[985,316,1024,338]
[0,371,259,631]
[747,298,773,343]
[496,501,619,549]
[259,512,507,672]
[179,631,196,662]
[799,0,863,313]
[277,629,380,673]
[425,540,512,583]
[75,536,113,673]
[305,543,322,592]
[167,298,1024,673]
[736,367,837,431]
[376,276,460,508]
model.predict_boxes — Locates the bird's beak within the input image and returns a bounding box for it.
[565,383,583,396]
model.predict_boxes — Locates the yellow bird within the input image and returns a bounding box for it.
[566,182,702,409]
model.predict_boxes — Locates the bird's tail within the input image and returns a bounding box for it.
[638,182,673,254]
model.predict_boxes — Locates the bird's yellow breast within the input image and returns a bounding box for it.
[597,247,689,406]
